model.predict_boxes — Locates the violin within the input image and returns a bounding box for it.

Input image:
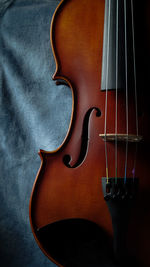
[29,0,150,266]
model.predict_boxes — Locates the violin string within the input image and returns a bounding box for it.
[115,0,119,183]
[131,0,138,179]
[124,0,129,183]
[131,0,138,137]
[104,0,111,183]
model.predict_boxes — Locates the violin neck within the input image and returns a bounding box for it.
[101,0,135,92]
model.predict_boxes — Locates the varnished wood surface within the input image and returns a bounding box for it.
[29,0,150,266]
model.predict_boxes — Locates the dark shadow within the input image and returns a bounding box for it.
[37,219,115,267]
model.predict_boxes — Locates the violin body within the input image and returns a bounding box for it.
[29,0,150,266]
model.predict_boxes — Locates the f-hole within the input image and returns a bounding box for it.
[63,107,101,168]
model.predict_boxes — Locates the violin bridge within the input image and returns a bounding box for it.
[99,134,143,143]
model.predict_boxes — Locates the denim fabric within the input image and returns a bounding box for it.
[0,0,72,266]
[0,0,14,16]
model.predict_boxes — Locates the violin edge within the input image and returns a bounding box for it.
[44,0,75,156]
[29,151,64,267]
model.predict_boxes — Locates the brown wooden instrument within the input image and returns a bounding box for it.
[29,0,150,266]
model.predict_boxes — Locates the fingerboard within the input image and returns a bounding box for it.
[101,0,135,91]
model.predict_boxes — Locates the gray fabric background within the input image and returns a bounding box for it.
[0,0,72,266]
